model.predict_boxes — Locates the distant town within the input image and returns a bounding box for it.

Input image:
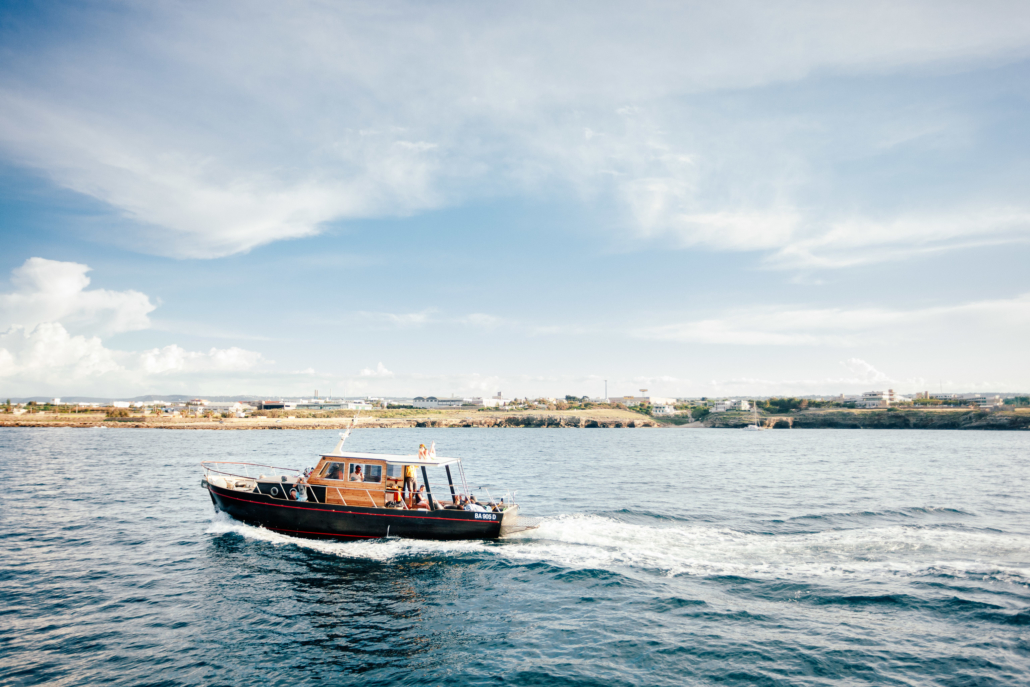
[3,389,1028,420]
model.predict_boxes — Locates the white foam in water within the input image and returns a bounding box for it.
[507,514,1030,584]
[206,512,1030,585]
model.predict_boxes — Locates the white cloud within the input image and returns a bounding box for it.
[766,209,1030,268]
[139,344,264,375]
[637,293,1030,346]
[0,259,268,395]
[0,323,265,383]
[0,322,120,381]
[359,362,394,377]
[356,309,436,327]
[840,358,892,384]
[354,309,510,330]
[0,257,155,334]
[2,2,1030,258]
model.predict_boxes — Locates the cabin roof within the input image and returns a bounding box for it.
[318,450,461,467]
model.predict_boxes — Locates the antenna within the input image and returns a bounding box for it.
[334,407,362,452]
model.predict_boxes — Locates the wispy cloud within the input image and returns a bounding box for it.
[3,2,1030,259]
[765,209,1030,269]
[354,309,515,331]
[636,293,1030,346]
[355,309,437,327]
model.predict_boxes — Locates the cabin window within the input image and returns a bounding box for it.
[321,462,347,480]
[348,463,382,483]
[386,464,404,479]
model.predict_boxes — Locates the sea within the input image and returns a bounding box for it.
[1,427,1028,686]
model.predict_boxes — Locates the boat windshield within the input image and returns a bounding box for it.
[348,463,382,483]
[321,462,346,480]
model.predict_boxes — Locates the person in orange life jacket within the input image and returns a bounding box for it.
[403,463,417,501]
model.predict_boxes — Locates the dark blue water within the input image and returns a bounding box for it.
[1,428,1028,686]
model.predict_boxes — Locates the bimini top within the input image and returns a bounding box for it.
[319,450,461,467]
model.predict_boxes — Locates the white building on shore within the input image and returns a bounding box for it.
[961,394,1003,408]
[413,396,468,409]
[470,393,511,408]
[855,390,895,408]
[711,399,750,413]
[610,395,677,407]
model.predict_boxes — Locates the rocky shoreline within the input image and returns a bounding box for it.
[702,408,1030,430]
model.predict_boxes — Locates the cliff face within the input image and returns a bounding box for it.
[703,409,1030,430]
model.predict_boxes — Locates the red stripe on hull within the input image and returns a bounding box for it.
[212,487,495,524]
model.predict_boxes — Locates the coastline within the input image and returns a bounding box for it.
[0,408,661,430]
[2,407,1029,430]
[701,407,1030,431]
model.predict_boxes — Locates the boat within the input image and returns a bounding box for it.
[201,434,538,540]
[744,402,764,431]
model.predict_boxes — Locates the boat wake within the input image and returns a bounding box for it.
[206,511,1030,585]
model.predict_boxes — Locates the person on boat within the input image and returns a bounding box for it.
[464,496,487,512]
[350,465,364,482]
[413,491,431,510]
[326,463,344,480]
[418,444,428,460]
[415,485,441,510]
[403,463,417,500]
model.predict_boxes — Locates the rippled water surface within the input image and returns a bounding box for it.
[2,427,1029,686]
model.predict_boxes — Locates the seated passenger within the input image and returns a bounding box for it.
[350,465,364,482]
[294,486,307,502]
[464,496,487,512]
[413,493,431,510]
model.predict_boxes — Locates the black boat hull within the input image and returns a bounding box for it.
[204,479,516,540]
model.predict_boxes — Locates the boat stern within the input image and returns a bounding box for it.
[499,504,541,537]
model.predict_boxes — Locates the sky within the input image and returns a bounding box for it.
[1,0,1029,400]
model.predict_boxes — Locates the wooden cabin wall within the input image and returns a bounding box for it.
[308,458,387,507]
